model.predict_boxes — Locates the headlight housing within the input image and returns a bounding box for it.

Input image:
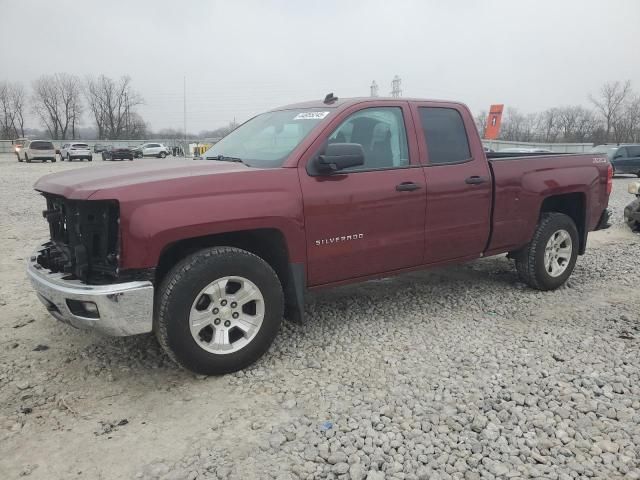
[629,181,640,195]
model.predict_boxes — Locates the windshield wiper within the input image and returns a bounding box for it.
[206,154,245,163]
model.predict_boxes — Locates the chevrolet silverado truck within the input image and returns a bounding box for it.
[27,96,612,375]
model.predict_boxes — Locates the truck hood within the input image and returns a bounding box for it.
[34,159,255,199]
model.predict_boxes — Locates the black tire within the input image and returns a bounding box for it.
[17,155,22,162]
[66,154,70,162]
[159,152,167,158]
[155,247,284,375]
[88,157,92,162]
[51,158,56,162]
[25,154,31,163]
[515,213,579,291]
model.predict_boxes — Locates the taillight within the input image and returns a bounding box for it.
[606,164,613,195]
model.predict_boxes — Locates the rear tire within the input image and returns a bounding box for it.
[515,213,579,291]
[155,247,284,375]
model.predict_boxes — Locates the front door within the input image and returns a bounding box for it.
[411,103,492,264]
[299,104,427,286]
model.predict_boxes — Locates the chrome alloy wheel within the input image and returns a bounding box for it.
[189,276,265,354]
[544,229,572,277]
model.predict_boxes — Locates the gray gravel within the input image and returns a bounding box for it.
[0,154,638,479]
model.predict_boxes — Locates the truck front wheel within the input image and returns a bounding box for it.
[515,213,579,291]
[155,246,284,375]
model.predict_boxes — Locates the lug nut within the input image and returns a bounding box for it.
[230,302,237,308]
[220,300,227,306]
[224,320,231,327]
[232,312,239,319]
[213,308,219,314]
[214,318,221,325]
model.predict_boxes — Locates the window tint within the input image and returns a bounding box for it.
[627,146,640,157]
[616,147,627,158]
[418,107,471,165]
[30,141,54,150]
[72,143,88,148]
[327,107,409,171]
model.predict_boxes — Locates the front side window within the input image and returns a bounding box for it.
[418,107,471,165]
[203,109,332,168]
[327,107,409,171]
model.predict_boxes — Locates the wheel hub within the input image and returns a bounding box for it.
[189,276,265,354]
[544,229,572,278]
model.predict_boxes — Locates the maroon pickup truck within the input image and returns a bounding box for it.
[28,96,612,374]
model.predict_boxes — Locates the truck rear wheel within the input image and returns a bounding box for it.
[155,246,284,375]
[515,213,578,291]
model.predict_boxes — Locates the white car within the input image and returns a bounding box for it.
[139,143,169,158]
[60,142,93,161]
[17,140,56,163]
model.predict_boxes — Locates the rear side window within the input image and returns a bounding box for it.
[30,141,54,150]
[627,146,640,157]
[418,107,471,165]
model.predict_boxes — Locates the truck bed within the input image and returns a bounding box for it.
[485,153,610,256]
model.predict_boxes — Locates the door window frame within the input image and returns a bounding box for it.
[300,101,421,176]
[410,102,476,167]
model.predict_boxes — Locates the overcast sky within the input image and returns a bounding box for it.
[1,0,639,133]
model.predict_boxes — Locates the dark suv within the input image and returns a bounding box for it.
[611,145,640,176]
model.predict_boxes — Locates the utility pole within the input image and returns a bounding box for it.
[183,76,187,156]
[370,80,379,97]
[390,75,402,98]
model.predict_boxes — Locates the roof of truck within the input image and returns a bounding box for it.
[273,96,468,111]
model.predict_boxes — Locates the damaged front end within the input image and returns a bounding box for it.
[36,193,120,283]
[624,181,640,232]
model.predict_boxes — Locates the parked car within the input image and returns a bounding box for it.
[139,142,170,158]
[12,138,29,156]
[60,142,93,161]
[27,96,612,375]
[610,145,640,177]
[625,180,640,231]
[94,143,108,153]
[17,140,56,163]
[102,146,133,161]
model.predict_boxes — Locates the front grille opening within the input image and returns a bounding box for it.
[66,299,100,319]
[37,193,120,283]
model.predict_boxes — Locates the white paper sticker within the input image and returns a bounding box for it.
[294,111,330,120]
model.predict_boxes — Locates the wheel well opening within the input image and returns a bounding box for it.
[156,229,290,289]
[540,193,586,253]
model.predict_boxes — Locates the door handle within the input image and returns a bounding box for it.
[465,176,488,185]
[396,182,422,192]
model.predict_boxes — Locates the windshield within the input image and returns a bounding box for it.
[202,109,332,167]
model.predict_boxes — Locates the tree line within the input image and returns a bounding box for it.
[475,81,640,144]
[0,74,146,140]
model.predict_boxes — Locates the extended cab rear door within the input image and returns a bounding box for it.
[299,102,427,286]
[410,102,492,264]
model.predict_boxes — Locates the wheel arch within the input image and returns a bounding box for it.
[539,192,587,254]
[156,228,305,323]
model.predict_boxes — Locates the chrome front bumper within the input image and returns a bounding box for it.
[27,248,154,336]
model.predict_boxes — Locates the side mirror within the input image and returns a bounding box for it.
[311,143,365,175]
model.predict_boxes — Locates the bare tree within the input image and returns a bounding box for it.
[84,75,144,139]
[590,80,632,142]
[611,95,640,143]
[32,73,83,139]
[0,82,27,139]
[474,110,488,137]
[536,108,560,143]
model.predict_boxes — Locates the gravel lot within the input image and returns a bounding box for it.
[0,152,638,480]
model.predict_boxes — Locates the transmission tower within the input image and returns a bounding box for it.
[370,80,379,97]
[390,75,402,98]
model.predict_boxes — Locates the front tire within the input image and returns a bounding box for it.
[159,152,167,158]
[155,247,284,375]
[25,154,31,163]
[515,213,579,291]
[66,154,70,162]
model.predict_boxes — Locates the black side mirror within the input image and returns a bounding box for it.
[310,143,365,175]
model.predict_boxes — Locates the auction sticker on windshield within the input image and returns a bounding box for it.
[294,111,330,120]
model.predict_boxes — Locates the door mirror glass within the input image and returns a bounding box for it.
[312,143,365,174]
